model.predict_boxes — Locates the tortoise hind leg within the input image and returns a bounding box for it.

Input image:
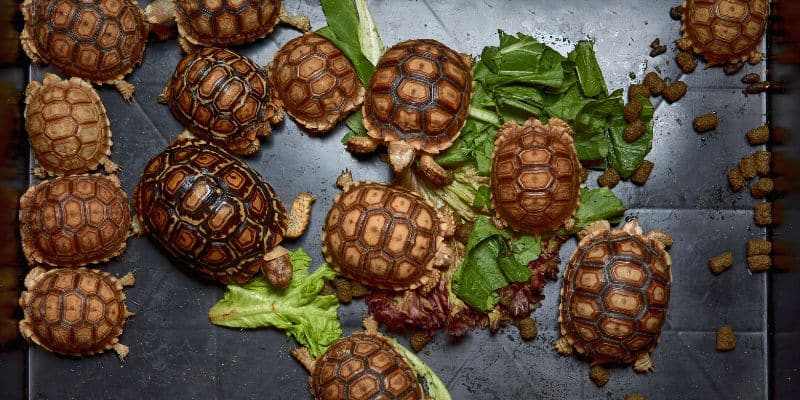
[285,192,315,239]
[633,352,654,373]
[262,246,292,288]
[112,80,135,102]
[278,3,311,32]
[748,51,764,65]
[291,347,316,373]
[554,337,573,356]
[345,135,381,154]
[112,343,130,361]
[416,154,453,186]
[101,158,120,174]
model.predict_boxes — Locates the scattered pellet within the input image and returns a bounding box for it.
[624,100,643,122]
[744,82,769,94]
[597,168,621,188]
[746,239,772,256]
[663,81,688,103]
[739,155,757,179]
[518,317,538,341]
[670,5,684,20]
[628,84,651,101]
[631,160,654,186]
[708,251,734,274]
[624,120,647,142]
[350,281,369,298]
[649,38,661,49]
[334,278,352,304]
[754,202,772,226]
[742,73,761,84]
[727,168,745,192]
[625,394,647,400]
[723,62,744,75]
[320,281,335,296]
[589,365,610,387]
[409,332,432,352]
[748,255,772,272]
[754,150,771,176]
[750,178,774,199]
[649,45,667,57]
[643,71,666,96]
[716,326,736,351]
[747,125,769,145]
[693,112,719,133]
[676,51,698,73]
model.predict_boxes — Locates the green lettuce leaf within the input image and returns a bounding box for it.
[208,249,341,358]
[607,95,655,178]
[511,235,541,265]
[318,0,384,85]
[568,40,607,98]
[387,337,452,400]
[572,187,627,231]
[340,110,368,144]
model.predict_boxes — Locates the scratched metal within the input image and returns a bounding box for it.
[20,1,771,399]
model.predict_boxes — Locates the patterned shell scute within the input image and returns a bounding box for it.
[560,230,672,364]
[19,175,131,267]
[22,268,128,355]
[683,0,769,64]
[25,0,147,82]
[175,0,281,47]
[133,138,287,285]
[491,120,581,234]
[25,77,110,176]
[312,333,424,400]
[364,39,473,154]
[323,182,441,290]
[269,33,364,133]
[164,48,277,156]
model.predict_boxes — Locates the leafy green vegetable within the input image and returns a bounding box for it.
[471,184,492,209]
[340,110,368,144]
[572,187,627,231]
[569,40,607,98]
[511,235,541,265]
[452,216,532,311]
[387,337,452,400]
[316,26,374,86]
[318,0,384,85]
[353,0,384,64]
[208,249,341,358]
[607,95,655,178]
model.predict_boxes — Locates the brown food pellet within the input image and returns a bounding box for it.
[670,5,684,20]
[724,62,745,75]
[727,168,745,192]
[649,38,661,49]
[742,73,761,84]
[518,317,538,341]
[708,251,734,274]
[739,155,757,179]
[625,394,647,400]
[350,281,369,298]
[631,160,654,186]
[334,279,352,304]
[748,255,772,272]
[754,202,772,226]
[676,51,698,73]
[750,178,774,198]
[628,84,651,101]
[693,112,719,133]
[597,168,620,188]
[643,72,666,96]
[747,125,770,145]
[747,239,772,256]
[754,150,771,176]
[716,326,736,351]
[623,100,643,122]
[624,120,647,142]
[663,81,688,103]
[649,45,667,57]
[589,365,610,387]
[320,281,335,296]
[409,332,432,352]
[744,82,769,94]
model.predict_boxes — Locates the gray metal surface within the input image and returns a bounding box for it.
[21,1,773,399]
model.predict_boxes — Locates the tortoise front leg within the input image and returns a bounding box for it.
[345,135,381,154]
[262,246,292,288]
[416,154,453,186]
[291,347,316,373]
[285,192,315,239]
[112,80,135,102]
[633,352,654,373]
[554,337,573,356]
[278,3,311,32]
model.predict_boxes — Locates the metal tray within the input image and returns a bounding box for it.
[4,0,793,398]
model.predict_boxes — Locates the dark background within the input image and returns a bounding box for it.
[1,0,798,399]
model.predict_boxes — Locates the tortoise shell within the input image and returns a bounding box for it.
[19,174,131,268]
[133,138,287,285]
[19,267,131,356]
[311,332,424,400]
[25,73,114,177]
[363,39,473,154]
[20,0,147,83]
[268,33,365,134]
[163,47,283,156]
[681,0,769,65]
[174,0,281,48]
[559,224,672,365]
[322,182,444,290]
[491,118,581,234]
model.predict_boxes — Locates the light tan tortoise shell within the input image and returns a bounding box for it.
[681,0,769,65]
